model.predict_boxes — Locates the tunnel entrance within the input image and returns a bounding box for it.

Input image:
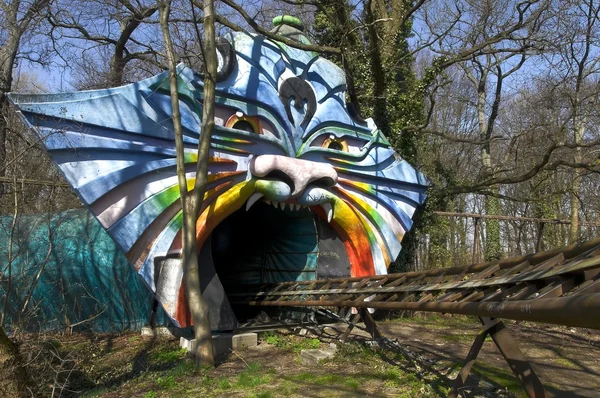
[210,201,319,322]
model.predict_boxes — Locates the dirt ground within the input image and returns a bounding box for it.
[4,314,599,397]
[334,315,600,398]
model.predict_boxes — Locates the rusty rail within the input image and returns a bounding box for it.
[231,239,600,398]
[231,237,600,329]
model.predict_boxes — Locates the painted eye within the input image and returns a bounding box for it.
[226,112,262,134]
[322,135,348,152]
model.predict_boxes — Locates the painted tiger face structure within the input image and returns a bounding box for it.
[9,20,428,329]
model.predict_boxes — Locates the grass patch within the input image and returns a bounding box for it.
[235,362,275,389]
[388,313,475,328]
[554,356,582,370]
[263,332,285,346]
[151,347,187,363]
[253,392,274,398]
[286,372,361,390]
[156,375,178,389]
[217,378,232,390]
[334,341,377,360]
[472,362,526,397]
[261,332,321,353]
[168,359,197,377]
[440,333,478,342]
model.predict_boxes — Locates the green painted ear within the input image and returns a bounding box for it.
[273,15,304,31]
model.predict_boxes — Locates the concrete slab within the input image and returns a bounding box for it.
[180,333,258,356]
[300,349,335,366]
[232,333,258,350]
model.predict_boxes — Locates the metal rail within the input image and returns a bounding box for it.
[232,238,600,330]
[231,238,600,397]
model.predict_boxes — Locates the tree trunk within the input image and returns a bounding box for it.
[569,117,585,243]
[0,326,29,398]
[159,0,216,367]
[0,40,19,196]
[182,201,215,366]
[484,193,502,261]
[0,96,7,196]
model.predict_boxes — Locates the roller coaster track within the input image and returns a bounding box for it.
[231,238,600,398]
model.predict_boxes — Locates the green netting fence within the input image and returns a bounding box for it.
[0,209,170,333]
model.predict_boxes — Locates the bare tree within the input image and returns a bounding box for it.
[1,0,52,194]
[48,0,161,88]
[545,0,600,242]
[158,0,216,367]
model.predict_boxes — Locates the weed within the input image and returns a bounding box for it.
[143,392,157,398]
[152,347,186,363]
[235,362,274,389]
[277,380,298,395]
[344,378,360,389]
[335,341,378,362]
[217,378,232,390]
[263,332,321,353]
[264,333,288,348]
[156,375,177,389]
[128,335,139,343]
[288,372,361,389]
[292,338,320,353]
[169,359,197,377]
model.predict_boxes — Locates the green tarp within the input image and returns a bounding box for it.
[0,209,169,332]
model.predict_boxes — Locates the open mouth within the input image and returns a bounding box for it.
[207,194,351,324]
[155,154,384,328]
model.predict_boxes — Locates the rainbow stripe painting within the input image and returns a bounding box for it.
[9,20,428,329]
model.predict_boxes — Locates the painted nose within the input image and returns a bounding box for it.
[250,154,338,196]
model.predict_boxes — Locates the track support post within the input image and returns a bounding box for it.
[449,317,547,398]
[340,309,384,342]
